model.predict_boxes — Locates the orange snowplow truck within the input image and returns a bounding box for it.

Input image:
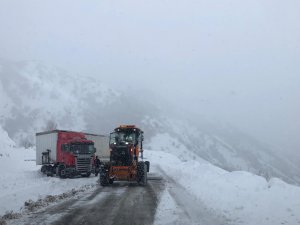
[99,125,150,186]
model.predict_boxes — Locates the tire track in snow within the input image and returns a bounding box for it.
[155,166,231,225]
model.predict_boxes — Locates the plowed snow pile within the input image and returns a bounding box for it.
[149,149,300,225]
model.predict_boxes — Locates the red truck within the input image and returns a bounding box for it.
[36,130,96,178]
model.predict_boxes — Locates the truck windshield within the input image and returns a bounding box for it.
[70,144,95,154]
[110,131,136,145]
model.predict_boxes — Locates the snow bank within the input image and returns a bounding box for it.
[0,126,15,157]
[147,150,300,225]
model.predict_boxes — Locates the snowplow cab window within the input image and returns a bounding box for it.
[110,131,137,146]
[109,132,118,145]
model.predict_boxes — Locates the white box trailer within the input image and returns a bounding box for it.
[84,133,110,161]
[36,131,59,165]
[36,131,110,165]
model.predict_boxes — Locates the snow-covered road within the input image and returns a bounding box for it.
[8,174,163,225]
[7,170,230,225]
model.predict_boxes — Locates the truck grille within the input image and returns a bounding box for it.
[76,157,92,173]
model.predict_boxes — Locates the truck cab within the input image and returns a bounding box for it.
[37,130,96,178]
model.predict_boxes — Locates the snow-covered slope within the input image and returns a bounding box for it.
[0,59,120,146]
[142,117,300,185]
[1,127,300,225]
[149,150,300,225]
[1,59,299,186]
[0,59,160,145]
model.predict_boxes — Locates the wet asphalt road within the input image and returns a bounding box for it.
[8,171,229,225]
[13,175,164,225]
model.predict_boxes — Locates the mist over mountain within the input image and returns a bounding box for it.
[0,59,161,142]
[1,59,300,185]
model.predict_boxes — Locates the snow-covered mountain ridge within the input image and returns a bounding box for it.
[0,59,121,145]
[1,59,299,185]
[143,117,300,185]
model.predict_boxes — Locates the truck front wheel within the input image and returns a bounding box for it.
[137,161,147,185]
[57,164,66,178]
[41,165,47,174]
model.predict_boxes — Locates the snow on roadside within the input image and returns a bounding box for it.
[1,126,300,225]
[0,126,98,216]
[148,150,300,225]
[0,127,15,157]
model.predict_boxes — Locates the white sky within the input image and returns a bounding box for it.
[0,0,299,152]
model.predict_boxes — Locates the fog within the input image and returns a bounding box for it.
[0,0,299,154]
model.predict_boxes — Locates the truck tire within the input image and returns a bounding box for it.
[45,165,54,177]
[145,161,150,172]
[57,164,66,178]
[41,165,47,174]
[99,166,109,186]
[137,161,147,185]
